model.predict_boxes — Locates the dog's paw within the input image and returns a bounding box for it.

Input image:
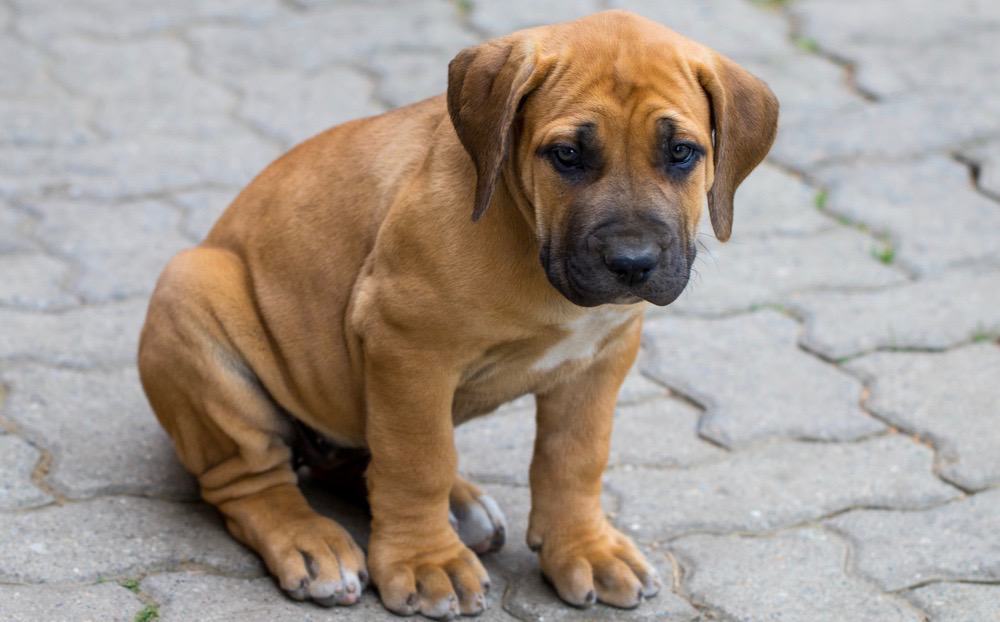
[538,521,660,609]
[252,514,368,607]
[450,491,507,554]
[371,535,490,619]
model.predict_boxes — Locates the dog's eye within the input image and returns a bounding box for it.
[669,143,696,166]
[550,145,582,171]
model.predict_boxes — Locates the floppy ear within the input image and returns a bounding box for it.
[447,38,544,221]
[699,53,779,242]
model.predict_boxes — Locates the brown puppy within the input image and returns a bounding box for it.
[139,10,777,618]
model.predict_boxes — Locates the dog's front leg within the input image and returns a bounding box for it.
[364,344,489,618]
[527,321,661,609]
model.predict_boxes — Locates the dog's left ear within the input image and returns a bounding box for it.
[448,38,546,221]
[698,53,779,242]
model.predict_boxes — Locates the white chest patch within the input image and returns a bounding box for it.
[531,307,634,373]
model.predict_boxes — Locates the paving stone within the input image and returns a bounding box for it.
[0,582,144,622]
[456,407,535,485]
[907,582,1000,622]
[456,393,718,485]
[0,298,146,368]
[0,39,61,99]
[847,344,1000,491]
[814,156,1000,276]
[606,435,957,540]
[790,0,1000,99]
[468,0,602,36]
[170,188,238,241]
[609,0,791,64]
[0,134,280,202]
[609,398,725,469]
[773,93,1000,170]
[0,202,37,254]
[236,66,383,147]
[741,53,866,133]
[190,2,475,82]
[671,228,905,316]
[826,488,1000,591]
[673,528,922,622]
[1,365,197,500]
[12,0,282,41]
[31,200,190,303]
[0,98,97,148]
[640,311,883,447]
[0,435,51,510]
[49,37,237,141]
[369,49,450,108]
[698,162,830,239]
[0,496,263,583]
[0,253,75,310]
[143,572,392,622]
[791,269,1000,359]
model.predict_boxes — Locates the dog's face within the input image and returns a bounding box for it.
[448,11,778,307]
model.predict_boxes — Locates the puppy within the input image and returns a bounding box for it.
[139,10,777,618]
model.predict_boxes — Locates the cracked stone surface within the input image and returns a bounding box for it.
[907,582,1000,622]
[607,435,958,540]
[0,496,264,583]
[674,528,922,621]
[847,345,1000,491]
[1,365,197,499]
[813,156,1000,276]
[2,0,998,620]
[967,141,1000,200]
[827,488,1000,591]
[641,311,884,447]
[0,299,146,368]
[0,253,75,310]
[672,228,906,316]
[0,434,51,510]
[1,582,145,622]
[791,268,1000,359]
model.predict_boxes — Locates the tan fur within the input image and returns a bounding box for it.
[139,10,777,617]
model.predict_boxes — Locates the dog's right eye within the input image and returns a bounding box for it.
[550,145,583,172]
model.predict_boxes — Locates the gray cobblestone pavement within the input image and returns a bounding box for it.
[1,1,998,620]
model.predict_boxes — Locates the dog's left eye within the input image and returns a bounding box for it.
[669,143,697,167]
[550,145,583,172]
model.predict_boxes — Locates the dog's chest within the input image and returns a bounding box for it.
[531,307,633,372]
[453,307,636,422]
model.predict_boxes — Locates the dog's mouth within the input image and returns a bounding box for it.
[542,243,695,308]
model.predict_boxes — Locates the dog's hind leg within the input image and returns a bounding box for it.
[449,475,507,555]
[138,247,367,607]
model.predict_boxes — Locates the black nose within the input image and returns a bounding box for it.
[603,243,661,286]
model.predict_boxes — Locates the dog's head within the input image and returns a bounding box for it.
[448,10,778,307]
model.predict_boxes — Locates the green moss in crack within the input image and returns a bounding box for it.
[134,605,159,622]
[872,243,895,265]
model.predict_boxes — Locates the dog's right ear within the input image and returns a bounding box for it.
[448,38,545,221]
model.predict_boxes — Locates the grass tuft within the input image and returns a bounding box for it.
[794,36,820,53]
[814,189,828,209]
[134,605,159,622]
[871,243,895,265]
[120,578,140,593]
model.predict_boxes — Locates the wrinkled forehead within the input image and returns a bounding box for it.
[522,19,713,150]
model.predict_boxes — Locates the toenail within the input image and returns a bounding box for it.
[585,590,596,605]
[406,592,419,607]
